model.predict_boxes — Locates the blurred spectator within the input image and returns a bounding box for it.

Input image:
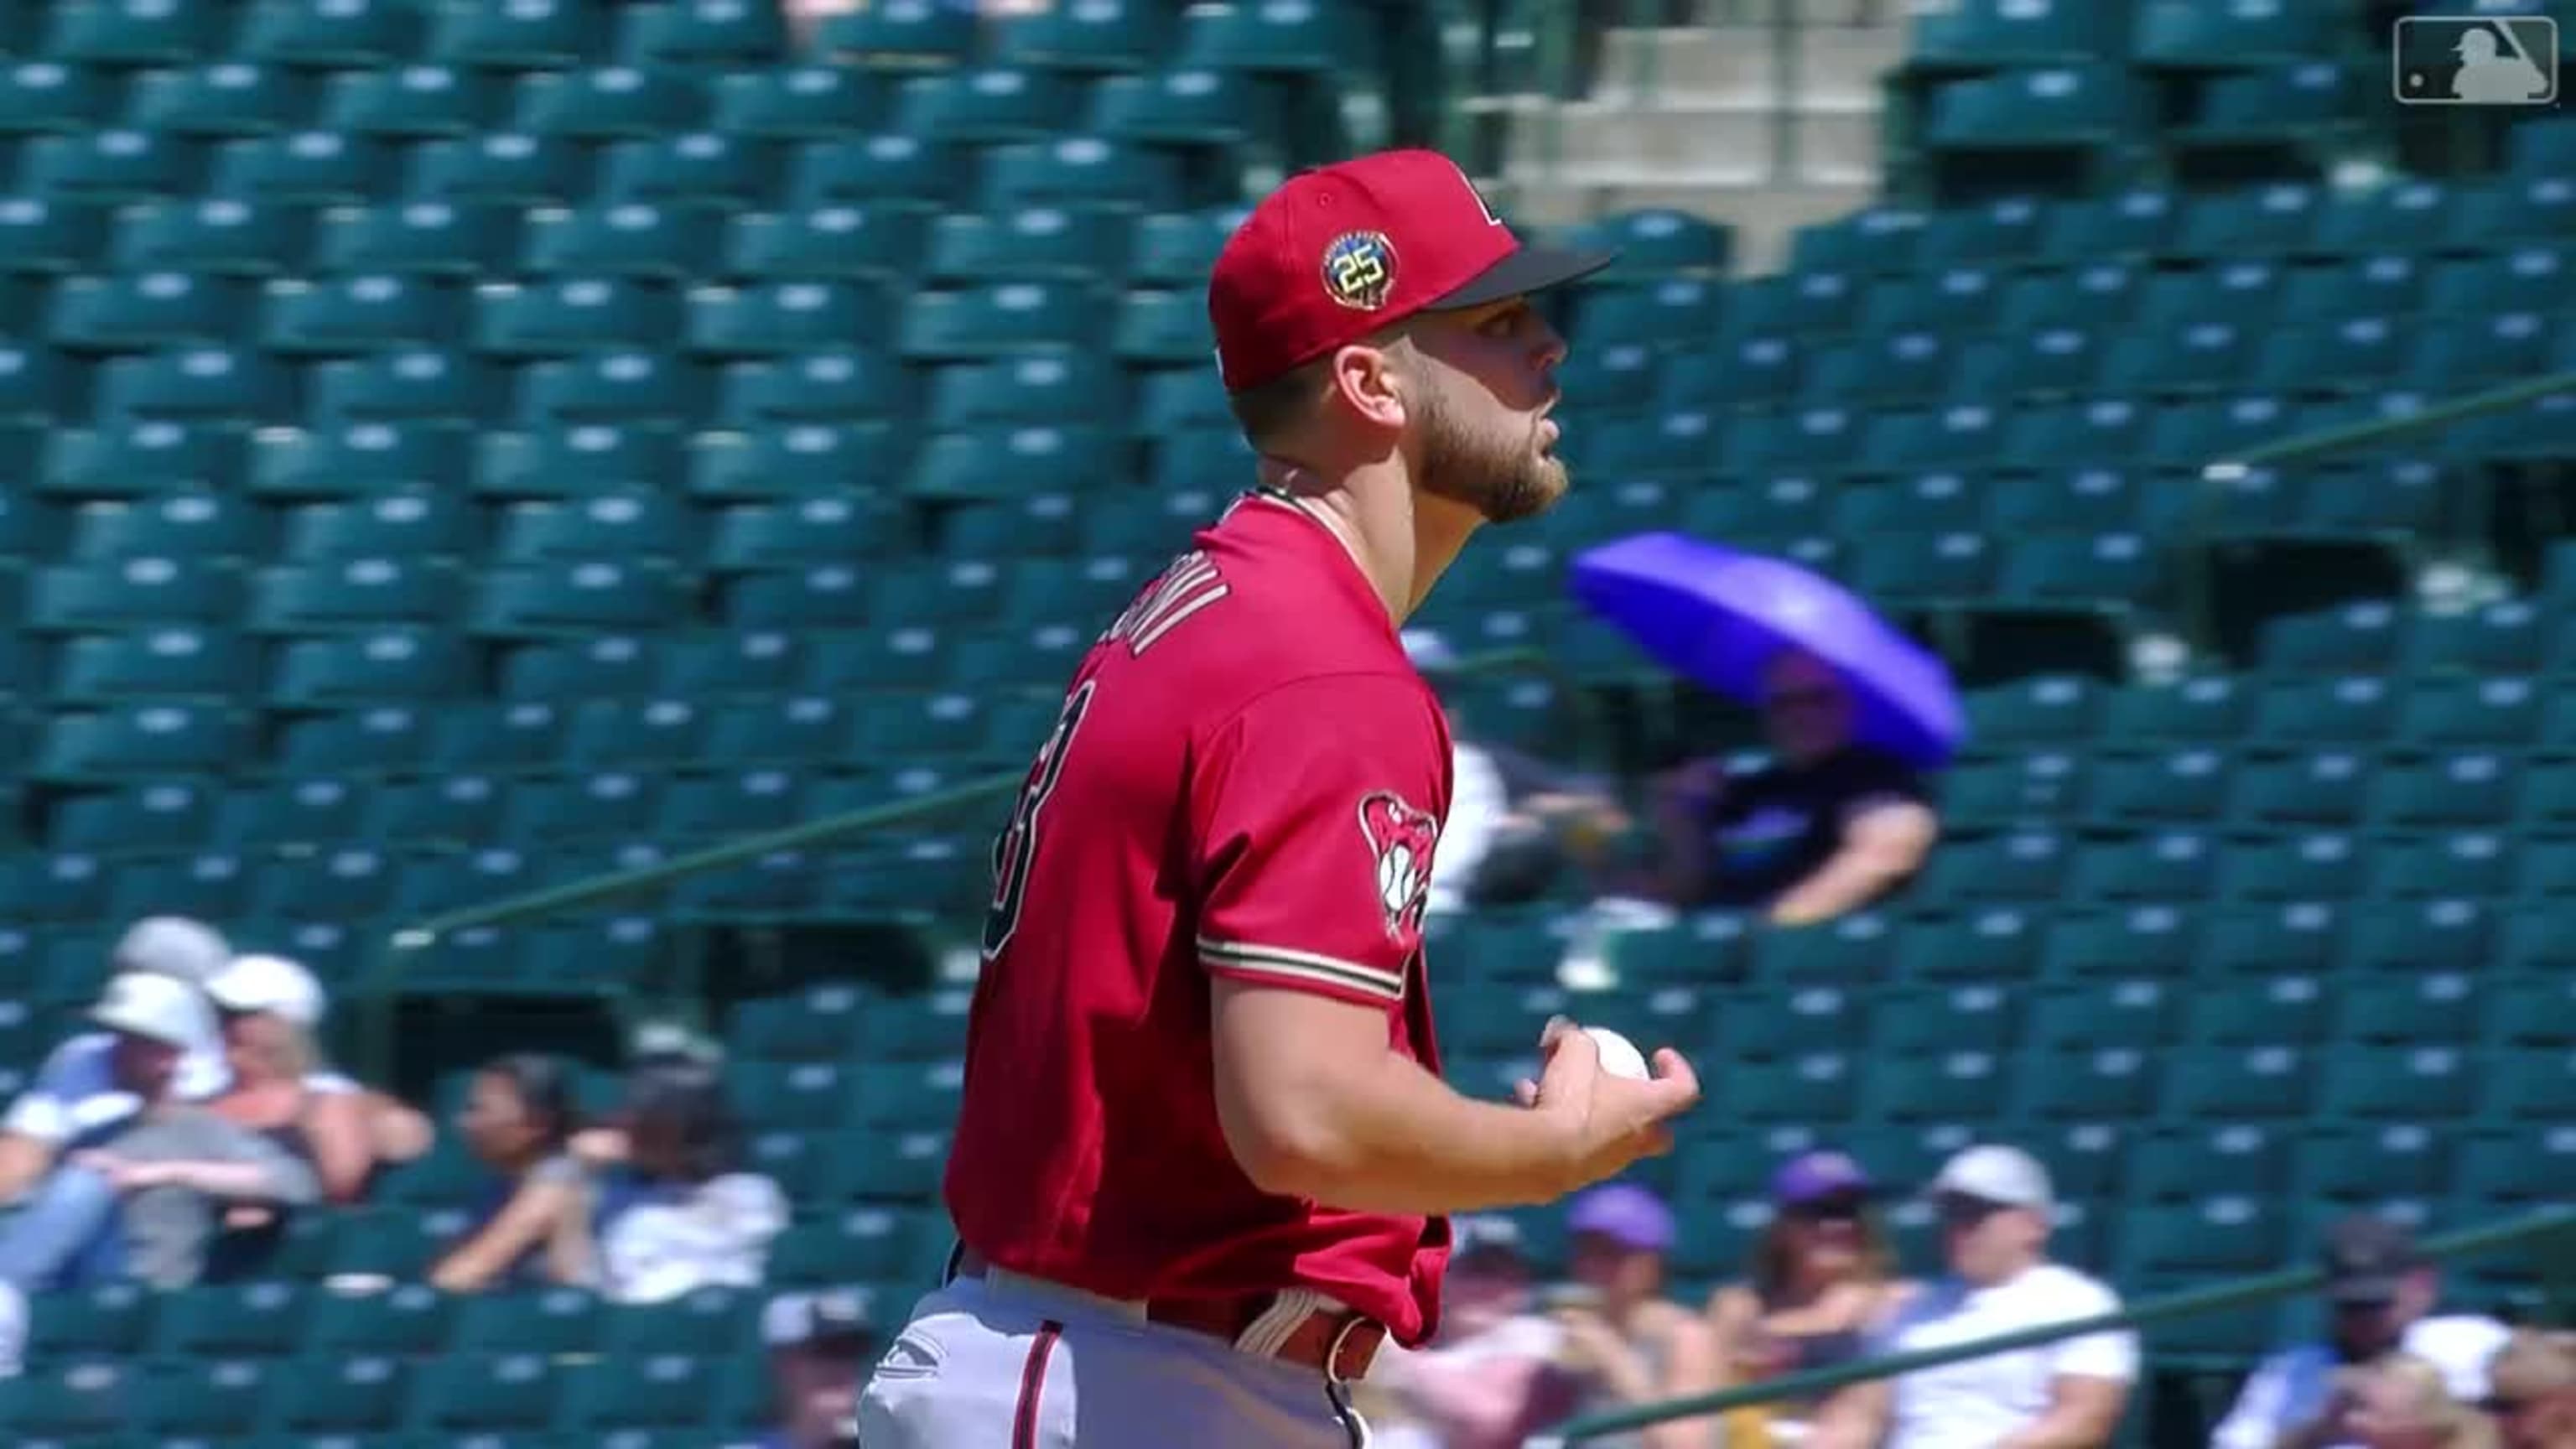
[1368,1216,1576,1449]
[2483,1331,2576,1449]
[1810,1145,2134,1449]
[750,1287,876,1449]
[1405,630,1629,917]
[1707,1151,1919,1445]
[2348,1353,2501,1449]
[1639,651,1937,927]
[0,974,318,1291]
[205,954,428,1205]
[1550,1184,1723,1449]
[0,1279,20,1378]
[0,917,232,1203]
[2213,1215,2512,1449]
[580,1057,787,1304]
[428,1053,589,1294]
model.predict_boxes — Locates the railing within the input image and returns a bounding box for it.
[1530,1206,2576,1445]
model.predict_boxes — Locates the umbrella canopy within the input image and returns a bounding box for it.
[1569,531,1966,768]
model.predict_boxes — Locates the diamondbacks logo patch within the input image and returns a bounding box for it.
[1357,790,1440,940]
[1321,230,1397,311]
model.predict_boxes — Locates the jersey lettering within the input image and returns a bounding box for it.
[982,679,1096,962]
[1104,550,1229,658]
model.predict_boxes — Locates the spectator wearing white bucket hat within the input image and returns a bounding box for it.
[1810,1145,2135,1449]
[204,954,430,1205]
[0,972,319,1291]
[0,917,235,1208]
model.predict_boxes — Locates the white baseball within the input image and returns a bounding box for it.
[1583,1026,1651,1082]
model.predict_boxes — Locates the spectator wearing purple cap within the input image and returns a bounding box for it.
[1707,1151,1918,1444]
[1549,1183,1722,1449]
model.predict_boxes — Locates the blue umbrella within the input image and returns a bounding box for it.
[1568,531,1967,768]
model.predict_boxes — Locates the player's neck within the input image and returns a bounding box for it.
[1255,458,1475,628]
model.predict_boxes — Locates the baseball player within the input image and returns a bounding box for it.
[857,149,1704,1447]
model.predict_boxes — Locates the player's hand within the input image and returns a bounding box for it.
[1514,1017,1701,1191]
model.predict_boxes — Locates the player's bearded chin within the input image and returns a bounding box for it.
[1413,375,1566,525]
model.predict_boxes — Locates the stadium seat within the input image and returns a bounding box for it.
[320,60,506,140]
[600,132,780,211]
[212,129,389,205]
[153,1281,307,1358]
[23,1280,152,1362]
[524,203,725,280]
[711,62,883,138]
[315,203,521,281]
[687,278,884,356]
[812,0,979,69]
[408,132,589,207]
[787,133,954,207]
[0,1358,133,1436]
[112,198,313,278]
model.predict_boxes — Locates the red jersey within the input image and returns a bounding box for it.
[943,489,1457,1347]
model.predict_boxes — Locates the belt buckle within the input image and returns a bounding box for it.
[1322,1313,1374,1383]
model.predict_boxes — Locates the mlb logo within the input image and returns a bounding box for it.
[2392,14,2559,106]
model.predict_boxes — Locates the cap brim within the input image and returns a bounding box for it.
[1429,242,1618,311]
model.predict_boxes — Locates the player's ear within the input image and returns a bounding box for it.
[1327,339,1410,432]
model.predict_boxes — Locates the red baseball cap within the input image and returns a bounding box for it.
[1207,149,1616,393]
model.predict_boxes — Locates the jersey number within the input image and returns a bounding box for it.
[981,680,1096,962]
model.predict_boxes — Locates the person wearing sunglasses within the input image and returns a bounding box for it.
[2483,1330,2576,1449]
[1636,650,1938,928]
[2213,1215,2511,1449]
[1706,1152,1918,1446]
[1809,1145,2134,1449]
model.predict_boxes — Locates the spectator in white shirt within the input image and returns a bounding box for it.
[0,917,232,1205]
[1810,1145,2136,1449]
[2212,1215,2512,1449]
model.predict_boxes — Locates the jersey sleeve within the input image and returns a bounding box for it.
[1190,673,1450,1012]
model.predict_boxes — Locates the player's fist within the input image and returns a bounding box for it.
[1514,1016,1702,1193]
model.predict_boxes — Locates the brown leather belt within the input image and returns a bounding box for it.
[955,1250,1385,1380]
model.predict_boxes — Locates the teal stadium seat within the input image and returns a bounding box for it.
[263,273,466,356]
[522,351,704,425]
[728,202,932,281]
[927,206,1130,284]
[248,421,475,501]
[408,132,588,207]
[130,60,314,137]
[1093,66,1280,150]
[896,65,1083,144]
[320,61,508,140]
[813,0,979,69]
[238,0,423,67]
[428,0,604,70]
[310,350,501,424]
[712,62,883,138]
[525,203,726,280]
[112,198,313,278]
[0,1358,134,1436]
[709,496,898,573]
[50,272,252,351]
[719,351,914,424]
[250,558,456,633]
[600,131,780,210]
[688,423,898,501]
[317,201,522,278]
[0,197,114,276]
[21,127,201,201]
[496,494,697,565]
[55,627,247,703]
[981,138,1181,211]
[515,65,706,139]
[687,279,884,356]
[213,129,389,205]
[474,277,681,358]
[622,0,788,70]
[787,133,954,207]
[0,59,117,136]
[994,0,1166,72]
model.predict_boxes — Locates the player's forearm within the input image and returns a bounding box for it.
[1226,1050,1578,1214]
